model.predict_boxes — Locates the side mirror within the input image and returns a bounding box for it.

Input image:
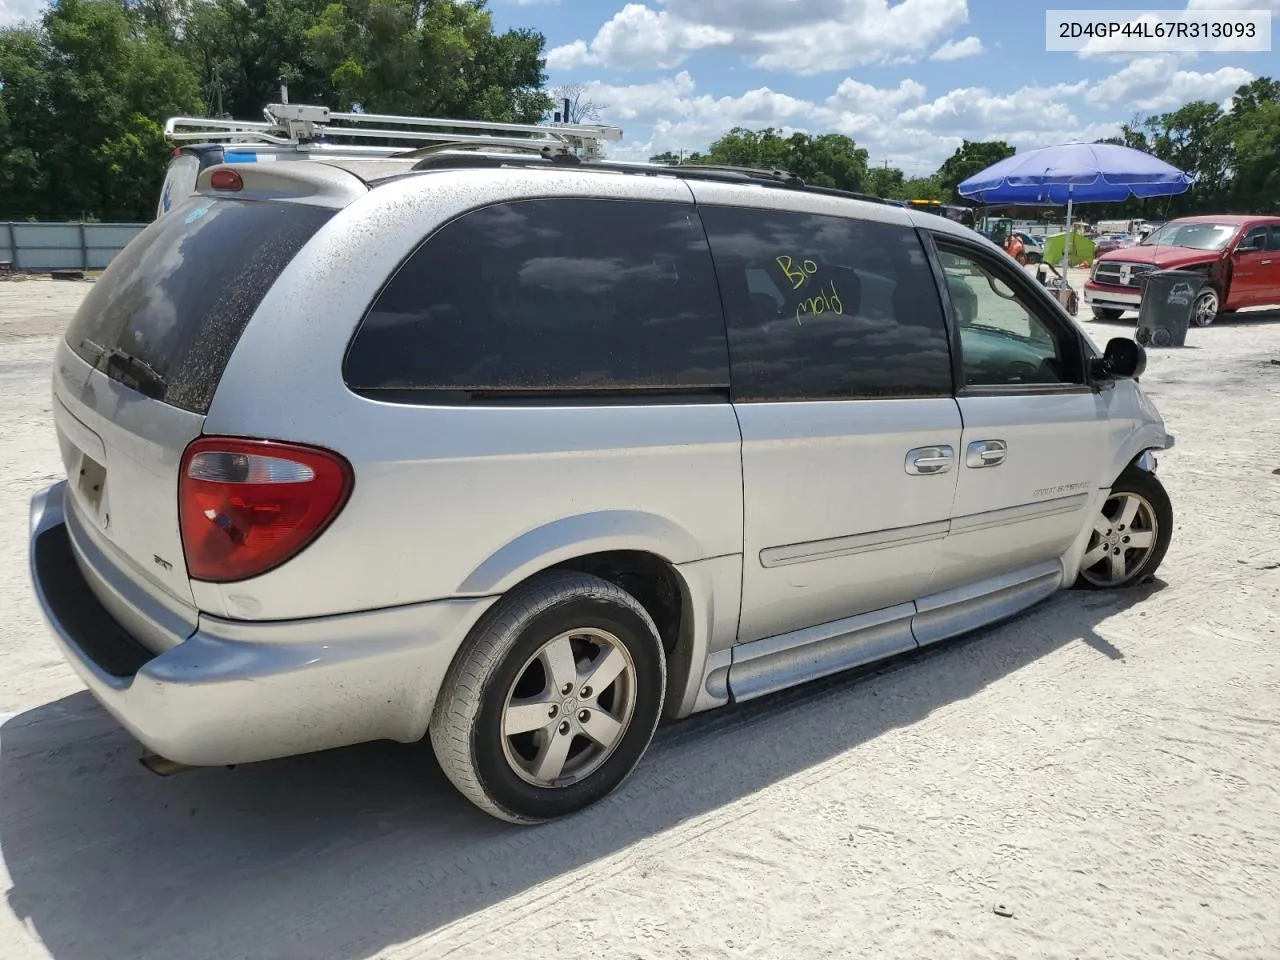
[1090,337,1147,381]
[1235,237,1263,254]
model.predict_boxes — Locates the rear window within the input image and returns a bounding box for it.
[65,196,334,414]
[342,197,731,401]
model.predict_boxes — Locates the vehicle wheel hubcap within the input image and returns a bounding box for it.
[501,627,637,788]
[1193,291,1217,326]
[1080,492,1158,587]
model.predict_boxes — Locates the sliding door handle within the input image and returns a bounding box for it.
[905,445,955,476]
[966,439,1007,468]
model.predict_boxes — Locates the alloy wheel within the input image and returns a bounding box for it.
[1079,492,1159,587]
[1192,289,1218,327]
[500,627,638,788]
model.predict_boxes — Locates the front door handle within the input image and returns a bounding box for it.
[905,445,955,476]
[966,439,1007,468]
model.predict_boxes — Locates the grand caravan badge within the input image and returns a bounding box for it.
[1033,481,1091,498]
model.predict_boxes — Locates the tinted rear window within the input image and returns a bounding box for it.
[343,197,730,401]
[66,197,334,413]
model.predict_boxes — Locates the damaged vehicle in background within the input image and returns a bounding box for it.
[1084,215,1280,325]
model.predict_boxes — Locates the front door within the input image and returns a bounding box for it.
[697,199,961,643]
[927,236,1122,595]
[1228,224,1280,309]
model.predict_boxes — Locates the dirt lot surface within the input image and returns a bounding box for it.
[1,277,1278,960]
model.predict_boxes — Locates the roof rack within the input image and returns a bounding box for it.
[394,151,899,208]
[164,103,624,159]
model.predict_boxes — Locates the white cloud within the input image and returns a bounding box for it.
[930,35,984,60]
[0,0,44,27]
[1083,56,1254,111]
[897,82,1088,134]
[549,0,972,74]
[826,78,928,114]
[586,69,1128,176]
[749,0,970,72]
[546,3,733,70]
[547,40,594,70]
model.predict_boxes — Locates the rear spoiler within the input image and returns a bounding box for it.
[195,160,371,209]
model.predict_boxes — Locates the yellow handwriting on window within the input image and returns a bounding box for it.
[776,255,819,290]
[795,280,843,326]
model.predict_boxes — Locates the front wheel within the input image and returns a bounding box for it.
[1074,466,1173,589]
[1192,288,1219,327]
[1091,306,1125,322]
[430,571,666,824]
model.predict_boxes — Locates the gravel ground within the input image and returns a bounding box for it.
[1,276,1278,960]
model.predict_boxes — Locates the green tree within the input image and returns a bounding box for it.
[783,132,868,192]
[901,175,944,201]
[864,164,905,198]
[0,0,202,220]
[701,126,792,168]
[0,26,50,213]
[936,139,1015,201]
[1143,101,1233,212]
[695,127,868,191]
[1229,77,1280,115]
[0,0,558,219]
[1227,76,1280,212]
[648,150,703,164]
[173,0,552,124]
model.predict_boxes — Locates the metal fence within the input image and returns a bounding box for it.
[0,221,147,272]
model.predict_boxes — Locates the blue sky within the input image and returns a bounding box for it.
[491,0,1279,173]
[1,0,1274,173]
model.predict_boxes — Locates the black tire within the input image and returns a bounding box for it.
[1091,306,1125,322]
[1073,465,1173,590]
[430,571,666,824]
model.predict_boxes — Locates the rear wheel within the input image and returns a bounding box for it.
[1074,466,1173,589]
[430,571,666,824]
[1192,288,1219,327]
[1091,306,1125,322]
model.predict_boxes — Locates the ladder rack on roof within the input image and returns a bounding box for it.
[164,103,624,159]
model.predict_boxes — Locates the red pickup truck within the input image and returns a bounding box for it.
[1084,215,1280,326]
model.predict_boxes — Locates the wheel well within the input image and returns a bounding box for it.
[552,551,684,655]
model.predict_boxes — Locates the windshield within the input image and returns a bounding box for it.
[1141,221,1238,251]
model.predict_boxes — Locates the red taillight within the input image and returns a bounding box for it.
[178,437,353,583]
[209,168,243,191]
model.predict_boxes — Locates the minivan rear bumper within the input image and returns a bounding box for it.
[29,481,495,766]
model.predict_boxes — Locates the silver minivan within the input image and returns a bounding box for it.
[29,155,1174,823]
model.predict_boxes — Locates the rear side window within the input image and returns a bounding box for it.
[343,198,730,400]
[699,206,953,401]
[66,197,334,414]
